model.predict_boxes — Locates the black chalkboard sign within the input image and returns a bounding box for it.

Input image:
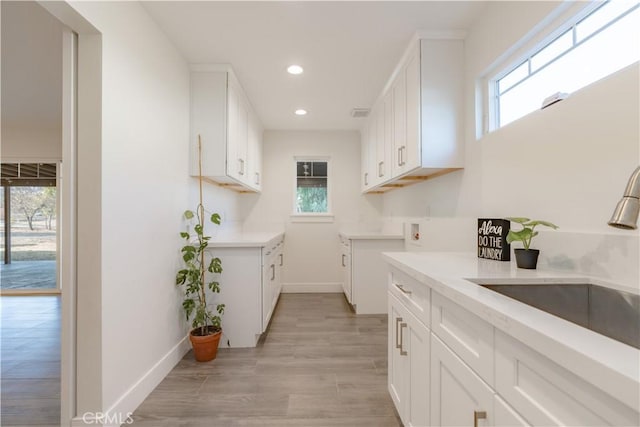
[477,218,510,261]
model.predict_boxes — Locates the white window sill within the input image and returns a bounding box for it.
[290,214,335,223]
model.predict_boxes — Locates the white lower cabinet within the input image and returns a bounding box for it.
[388,279,639,427]
[388,292,429,427]
[341,236,404,314]
[495,330,639,427]
[211,234,284,348]
[340,237,352,304]
[261,239,283,331]
[431,333,493,427]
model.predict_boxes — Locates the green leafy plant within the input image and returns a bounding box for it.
[505,217,559,250]
[175,136,224,337]
[176,208,224,335]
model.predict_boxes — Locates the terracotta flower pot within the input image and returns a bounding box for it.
[514,248,540,269]
[189,326,222,362]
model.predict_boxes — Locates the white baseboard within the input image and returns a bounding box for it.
[71,336,191,427]
[281,282,343,293]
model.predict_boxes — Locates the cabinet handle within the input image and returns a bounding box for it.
[255,172,260,185]
[395,317,403,349]
[400,146,406,166]
[364,172,368,186]
[397,147,402,166]
[473,411,487,427]
[238,158,245,175]
[279,253,283,267]
[399,322,408,356]
[270,264,275,281]
[341,254,346,267]
[395,283,412,295]
[378,161,384,177]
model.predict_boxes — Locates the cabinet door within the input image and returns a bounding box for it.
[388,293,408,417]
[431,333,494,427]
[405,310,429,427]
[404,47,421,171]
[236,96,249,183]
[262,253,276,331]
[382,91,393,182]
[276,247,284,296]
[368,110,380,187]
[361,124,370,191]
[388,293,430,427]
[392,67,407,178]
[341,247,352,303]
[247,112,262,191]
[226,80,240,180]
[227,79,249,183]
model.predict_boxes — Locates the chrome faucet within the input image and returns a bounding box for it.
[608,166,640,230]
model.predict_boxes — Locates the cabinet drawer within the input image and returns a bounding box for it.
[431,291,494,387]
[495,330,639,427]
[389,267,430,328]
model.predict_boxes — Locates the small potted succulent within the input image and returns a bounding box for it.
[505,217,558,269]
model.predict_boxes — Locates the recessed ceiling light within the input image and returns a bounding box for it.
[295,109,307,116]
[287,65,304,75]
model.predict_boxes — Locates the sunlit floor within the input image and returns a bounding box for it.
[0,261,57,290]
[0,295,61,426]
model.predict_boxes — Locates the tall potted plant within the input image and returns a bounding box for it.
[505,217,558,269]
[176,136,225,362]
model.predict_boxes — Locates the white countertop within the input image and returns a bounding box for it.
[382,251,640,411]
[339,230,404,240]
[207,231,284,248]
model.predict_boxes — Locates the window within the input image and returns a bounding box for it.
[294,160,329,214]
[491,1,639,129]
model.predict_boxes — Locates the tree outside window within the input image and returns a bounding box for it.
[295,160,328,213]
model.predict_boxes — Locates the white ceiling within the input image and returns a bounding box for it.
[142,1,488,131]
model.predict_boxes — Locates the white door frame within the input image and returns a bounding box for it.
[60,27,77,427]
[38,2,102,426]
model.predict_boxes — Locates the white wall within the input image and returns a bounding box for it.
[382,1,640,288]
[63,1,243,419]
[242,130,383,291]
[1,1,63,160]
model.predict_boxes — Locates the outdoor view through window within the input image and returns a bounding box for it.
[295,160,328,213]
[1,163,58,291]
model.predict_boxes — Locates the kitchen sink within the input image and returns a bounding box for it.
[481,283,640,349]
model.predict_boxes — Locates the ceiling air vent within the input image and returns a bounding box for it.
[351,108,370,118]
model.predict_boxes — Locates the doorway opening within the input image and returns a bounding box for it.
[1,163,60,293]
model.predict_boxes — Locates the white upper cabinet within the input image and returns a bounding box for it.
[190,66,263,192]
[247,110,263,190]
[360,122,371,191]
[361,37,464,193]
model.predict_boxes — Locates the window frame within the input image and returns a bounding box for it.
[291,156,332,220]
[486,0,639,132]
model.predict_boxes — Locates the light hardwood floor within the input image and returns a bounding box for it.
[131,293,401,426]
[0,295,61,427]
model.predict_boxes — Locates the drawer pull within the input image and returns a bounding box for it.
[473,411,487,427]
[395,284,412,295]
[399,322,408,356]
[395,317,403,349]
